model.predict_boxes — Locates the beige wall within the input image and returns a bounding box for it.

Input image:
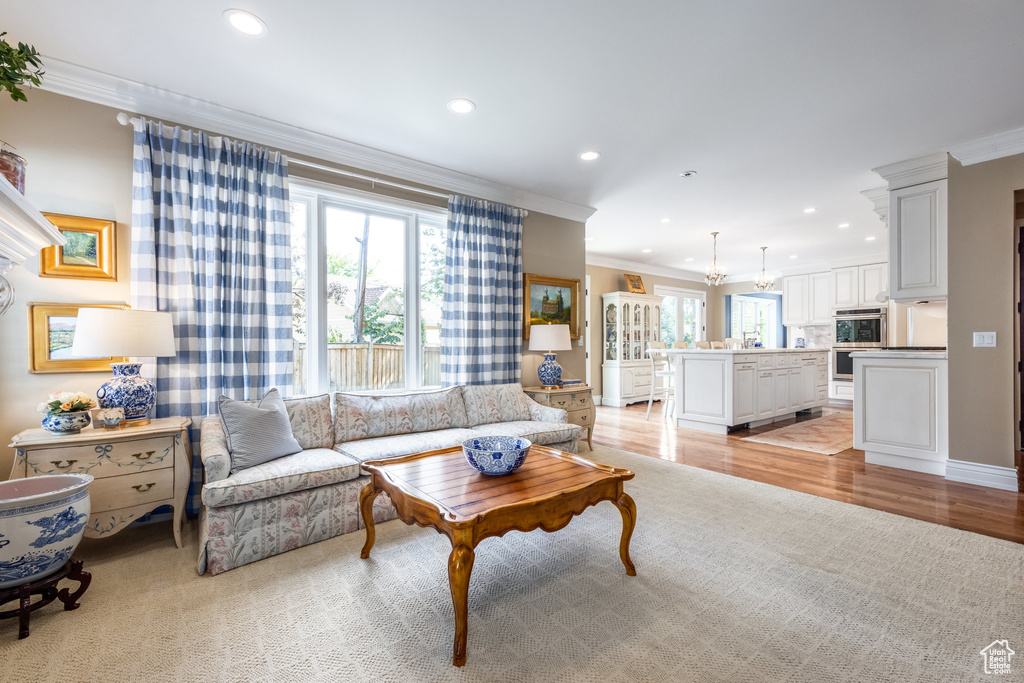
[0,90,586,478]
[947,154,1022,468]
[586,264,711,397]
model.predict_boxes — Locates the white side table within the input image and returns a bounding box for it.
[523,385,596,451]
[9,417,192,548]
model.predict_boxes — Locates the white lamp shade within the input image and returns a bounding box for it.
[528,324,572,351]
[71,308,177,358]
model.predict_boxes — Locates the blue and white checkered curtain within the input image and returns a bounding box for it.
[130,118,293,515]
[441,195,525,386]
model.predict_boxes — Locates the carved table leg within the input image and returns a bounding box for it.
[447,542,476,667]
[18,585,31,639]
[359,482,381,559]
[57,560,91,611]
[613,492,637,576]
[172,502,184,549]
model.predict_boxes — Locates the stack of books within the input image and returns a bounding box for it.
[560,378,583,387]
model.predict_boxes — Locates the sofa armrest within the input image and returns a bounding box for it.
[526,396,568,423]
[200,417,232,484]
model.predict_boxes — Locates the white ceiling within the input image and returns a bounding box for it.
[7,1,1024,279]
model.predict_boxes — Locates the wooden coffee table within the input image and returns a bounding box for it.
[359,445,636,667]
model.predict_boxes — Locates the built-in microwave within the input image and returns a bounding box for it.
[832,347,871,381]
[833,308,886,348]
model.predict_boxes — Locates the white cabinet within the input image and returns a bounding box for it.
[858,263,888,306]
[787,368,802,411]
[801,364,818,410]
[601,291,665,406]
[733,363,757,422]
[756,370,775,420]
[782,275,809,326]
[809,272,832,324]
[889,179,947,301]
[773,369,790,413]
[833,267,859,308]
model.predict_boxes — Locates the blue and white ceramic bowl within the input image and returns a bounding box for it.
[462,436,532,476]
[0,474,93,589]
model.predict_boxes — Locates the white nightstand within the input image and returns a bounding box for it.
[9,417,192,548]
[523,385,596,451]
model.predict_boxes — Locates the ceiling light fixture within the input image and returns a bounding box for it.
[685,258,695,262]
[704,232,727,286]
[866,236,876,241]
[753,247,775,292]
[661,218,671,223]
[680,170,697,178]
[224,9,267,35]
[803,207,816,214]
[447,98,476,114]
[838,223,850,228]
[790,254,798,259]
[579,151,601,161]
[584,237,594,242]
[642,249,652,253]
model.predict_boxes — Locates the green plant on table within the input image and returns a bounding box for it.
[0,32,44,102]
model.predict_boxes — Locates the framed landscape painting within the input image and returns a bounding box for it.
[38,213,117,281]
[28,302,128,373]
[524,273,580,340]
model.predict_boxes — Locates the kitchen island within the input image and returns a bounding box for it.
[852,350,948,475]
[658,348,828,434]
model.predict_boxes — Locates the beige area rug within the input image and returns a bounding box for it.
[3,446,1021,683]
[741,412,855,455]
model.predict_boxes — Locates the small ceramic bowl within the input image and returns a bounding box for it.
[461,436,532,476]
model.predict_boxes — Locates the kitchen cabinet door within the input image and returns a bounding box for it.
[833,267,858,308]
[782,275,809,326]
[774,370,790,413]
[809,272,832,324]
[890,179,947,301]
[756,371,775,419]
[733,363,757,422]
[858,263,888,306]
[788,368,802,411]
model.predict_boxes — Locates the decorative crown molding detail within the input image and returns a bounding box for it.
[39,58,597,223]
[0,177,64,274]
[948,125,1024,167]
[860,186,889,227]
[586,254,707,283]
[871,152,948,190]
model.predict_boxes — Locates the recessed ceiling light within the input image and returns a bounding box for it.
[838,223,850,228]
[660,218,671,223]
[790,254,798,259]
[579,151,601,161]
[224,9,267,35]
[584,237,594,242]
[684,258,695,262]
[680,170,697,178]
[642,249,652,253]
[447,98,476,114]
[866,236,876,241]
[803,207,816,214]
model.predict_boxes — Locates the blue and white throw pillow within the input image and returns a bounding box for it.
[219,388,302,474]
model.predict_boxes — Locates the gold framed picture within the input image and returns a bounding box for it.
[623,273,646,294]
[28,302,128,374]
[524,273,581,340]
[38,213,117,281]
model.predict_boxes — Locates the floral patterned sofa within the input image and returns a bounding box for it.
[197,383,581,575]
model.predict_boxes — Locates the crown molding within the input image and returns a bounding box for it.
[949,126,1024,167]
[39,58,596,224]
[585,254,708,283]
[871,152,948,190]
[860,186,889,227]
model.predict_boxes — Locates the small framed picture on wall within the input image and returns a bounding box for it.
[623,273,646,294]
[27,302,128,373]
[38,213,117,281]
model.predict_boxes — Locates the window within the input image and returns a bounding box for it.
[655,286,705,346]
[289,182,446,395]
[730,295,778,348]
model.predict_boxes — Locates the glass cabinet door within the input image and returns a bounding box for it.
[604,303,616,361]
[622,304,630,360]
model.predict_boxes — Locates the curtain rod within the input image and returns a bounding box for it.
[116,112,451,201]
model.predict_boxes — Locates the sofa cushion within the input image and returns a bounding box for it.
[461,383,532,426]
[469,420,582,447]
[335,428,478,463]
[219,389,303,474]
[201,448,362,508]
[333,387,469,442]
[283,394,334,450]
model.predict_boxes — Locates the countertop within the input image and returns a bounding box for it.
[849,350,947,360]
[654,347,828,354]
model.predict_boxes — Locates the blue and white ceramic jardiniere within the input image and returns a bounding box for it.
[40,410,91,435]
[96,362,156,423]
[0,474,92,589]
[537,353,563,387]
[462,436,532,476]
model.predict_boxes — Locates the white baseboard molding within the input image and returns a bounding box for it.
[828,398,853,406]
[945,459,1019,492]
[676,419,729,435]
[865,451,946,476]
[593,394,602,405]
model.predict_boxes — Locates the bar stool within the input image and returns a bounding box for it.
[694,341,711,349]
[645,343,674,420]
[710,341,726,349]
[672,341,689,349]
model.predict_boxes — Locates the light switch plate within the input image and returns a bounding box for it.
[973,332,997,348]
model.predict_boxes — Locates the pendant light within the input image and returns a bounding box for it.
[753,246,775,292]
[704,232,727,286]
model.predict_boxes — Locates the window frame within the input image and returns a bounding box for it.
[290,179,447,395]
[653,285,706,344]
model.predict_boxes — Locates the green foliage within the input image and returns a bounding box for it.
[328,253,362,278]
[0,32,44,102]
[357,295,404,345]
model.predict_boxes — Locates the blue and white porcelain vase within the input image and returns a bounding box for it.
[537,352,563,387]
[41,411,91,435]
[0,474,92,589]
[96,362,155,423]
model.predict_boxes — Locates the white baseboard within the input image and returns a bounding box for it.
[945,459,1019,492]
[865,451,946,476]
[593,394,602,405]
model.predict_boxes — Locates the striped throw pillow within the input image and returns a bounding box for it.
[219,388,303,474]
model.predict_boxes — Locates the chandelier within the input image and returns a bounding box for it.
[705,231,727,286]
[753,246,775,292]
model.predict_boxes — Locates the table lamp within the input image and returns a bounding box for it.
[528,324,572,388]
[71,308,176,426]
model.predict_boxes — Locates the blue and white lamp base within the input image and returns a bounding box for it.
[537,352,563,388]
[96,362,156,426]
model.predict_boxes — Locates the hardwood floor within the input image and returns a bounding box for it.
[592,402,1024,544]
